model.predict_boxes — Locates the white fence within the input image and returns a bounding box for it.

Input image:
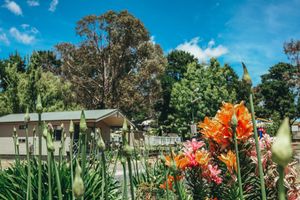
[144,135,181,146]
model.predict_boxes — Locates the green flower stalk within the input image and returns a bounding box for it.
[271,118,292,200]
[47,123,62,200]
[73,159,85,199]
[121,157,128,200]
[231,113,244,200]
[80,110,87,177]
[122,120,135,200]
[44,124,53,200]
[24,108,32,200]
[12,127,20,165]
[169,146,183,200]
[59,123,65,168]
[96,128,108,200]
[69,120,75,200]
[36,94,43,200]
[243,63,267,200]
[32,127,36,156]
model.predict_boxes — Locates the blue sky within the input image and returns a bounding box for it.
[0,0,299,84]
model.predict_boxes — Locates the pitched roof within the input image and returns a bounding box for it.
[0,109,117,123]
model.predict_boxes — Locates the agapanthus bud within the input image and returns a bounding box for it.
[42,123,48,138]
[242,62,252,86]
[124,144,134,157]
[120,157,126,164]
[13,127,17,137]
[24,108,30,123]
[96,129,106,151]
[69,120,74,138]
[36,94,43,114]
[231,112,238,127]
[73,160,84,198]
[47,124,55,152]
[122,119,128,132]
[80,110,87,133]
[271,118,293,167]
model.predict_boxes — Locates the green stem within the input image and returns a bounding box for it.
[121,160,128,200]
[81,133,87,177]
[164,166,169,200]
[278,166,286,200]
[250,93,267,200]
[25,124,32,200]
[233,128,244,200]
[52,153,63,200]
[47,152,53,200]
[101,152,108,200]
[70,134,74,200]
[38,113,42,200]
[127,158,135,200]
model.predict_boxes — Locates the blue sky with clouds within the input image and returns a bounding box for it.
[0,0,299,84]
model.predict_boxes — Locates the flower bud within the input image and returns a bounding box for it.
[36,94,43,114]
[242,62,252,86]
[42,123,48,138]
[47,124,55,152]
[124,144,134,157]
[24,107,30,123]
[231,112,238,127]
[80,110,87,133]
[13,127,17,137]
[96,129,106,151]
[271,118,293,167]
[73,160,84,198]
[122,119,128,132]
[69,120,74,138]
[120,157,126,164]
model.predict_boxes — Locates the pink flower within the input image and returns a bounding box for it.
[183,150,198,168]
[184,138,205,152]
[207,164,223,185]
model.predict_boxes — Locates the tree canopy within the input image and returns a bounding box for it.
[169,59,238,138]
[56,10,166,122]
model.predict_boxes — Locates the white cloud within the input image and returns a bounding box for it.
[21,24,30,29]
[0,32,10,45]
[27,0,39,7]
[2,0,22,16]
[9,27,36,44]
[150,36,155,44]
[49,0,58,12]
[176,37,228,62]
[21,24,39,34]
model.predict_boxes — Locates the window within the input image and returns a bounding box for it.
[54,126,62,141]
[18,138,26,143]
[19,124,26,130]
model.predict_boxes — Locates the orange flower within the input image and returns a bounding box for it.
[218,150,237,173]
[199,117,231,148]
[159,175,183,191]
[165,154,189,170]
[234,102,253,141]
[195,150,210,166]
[199,102,253,147]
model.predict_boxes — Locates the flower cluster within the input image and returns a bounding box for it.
[199,102,253,148]
[161,138,223,189]
[248,134,300,200]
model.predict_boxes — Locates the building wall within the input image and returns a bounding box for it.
[0,120,112,155]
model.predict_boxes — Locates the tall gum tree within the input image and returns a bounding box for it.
[56,10,166,122]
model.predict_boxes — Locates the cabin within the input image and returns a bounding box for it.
[0,109,134,156]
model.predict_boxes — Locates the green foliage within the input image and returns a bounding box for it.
[169,59,237,138]
[0,156,120,200]
[56,10,167,123]
[255,62,298,121]
[0,52,80,116]
[159,50,197,127]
